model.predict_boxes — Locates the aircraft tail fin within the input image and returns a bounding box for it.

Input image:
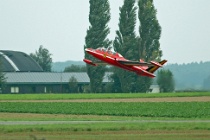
[146,60,167,73]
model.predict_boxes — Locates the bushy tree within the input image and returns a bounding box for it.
[84,0,111,93]
[157,69,175,92]
[69,76,78,93]
[103,71,122,93]
[30,45,52,72]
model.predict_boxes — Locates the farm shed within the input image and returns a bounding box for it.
[2,72,111,93]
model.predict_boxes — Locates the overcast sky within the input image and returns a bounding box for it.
[1,0,210,64]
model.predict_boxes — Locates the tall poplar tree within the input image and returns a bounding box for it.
[113,0,139,92]
[84,0,111,92]
[138,0,162,61]
[136,0,163,92]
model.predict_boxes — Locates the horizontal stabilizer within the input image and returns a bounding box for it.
[83,59,97,66]
[83,59,107,66]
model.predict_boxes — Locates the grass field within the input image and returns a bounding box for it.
[0,92,210,140]
[0,92,210,100]
[1,102,210,118]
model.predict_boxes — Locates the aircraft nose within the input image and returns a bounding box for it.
[85,48,91,52]
[85,48,94,54]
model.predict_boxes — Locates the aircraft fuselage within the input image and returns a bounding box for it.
[85,48,155,77]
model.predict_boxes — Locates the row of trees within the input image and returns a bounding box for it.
[84,0,173,93]
[63,64,175,93]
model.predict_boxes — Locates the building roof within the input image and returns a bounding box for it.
[149,85,159,89]
[0,50,43,72]
[5,72,112,84]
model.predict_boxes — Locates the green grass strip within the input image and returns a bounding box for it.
[1,122,210,133]
[1,102,210,118]
[0,92,210,100]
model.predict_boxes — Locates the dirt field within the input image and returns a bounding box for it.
[1,130,210,140]
[1,96,210,102]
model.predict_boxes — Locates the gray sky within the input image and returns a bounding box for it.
[1,0,210,64]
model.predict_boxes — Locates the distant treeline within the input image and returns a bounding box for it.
[52,61,210,90]
[52,61,85,72]
[164,61,210,90]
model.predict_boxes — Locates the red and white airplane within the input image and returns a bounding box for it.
[83,47,167,78]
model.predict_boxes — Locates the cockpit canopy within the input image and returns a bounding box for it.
[96,47,123,57]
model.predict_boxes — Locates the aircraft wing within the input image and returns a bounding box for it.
[117,60,153,66]
[83,59,107,66]
[94,61,107,65]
